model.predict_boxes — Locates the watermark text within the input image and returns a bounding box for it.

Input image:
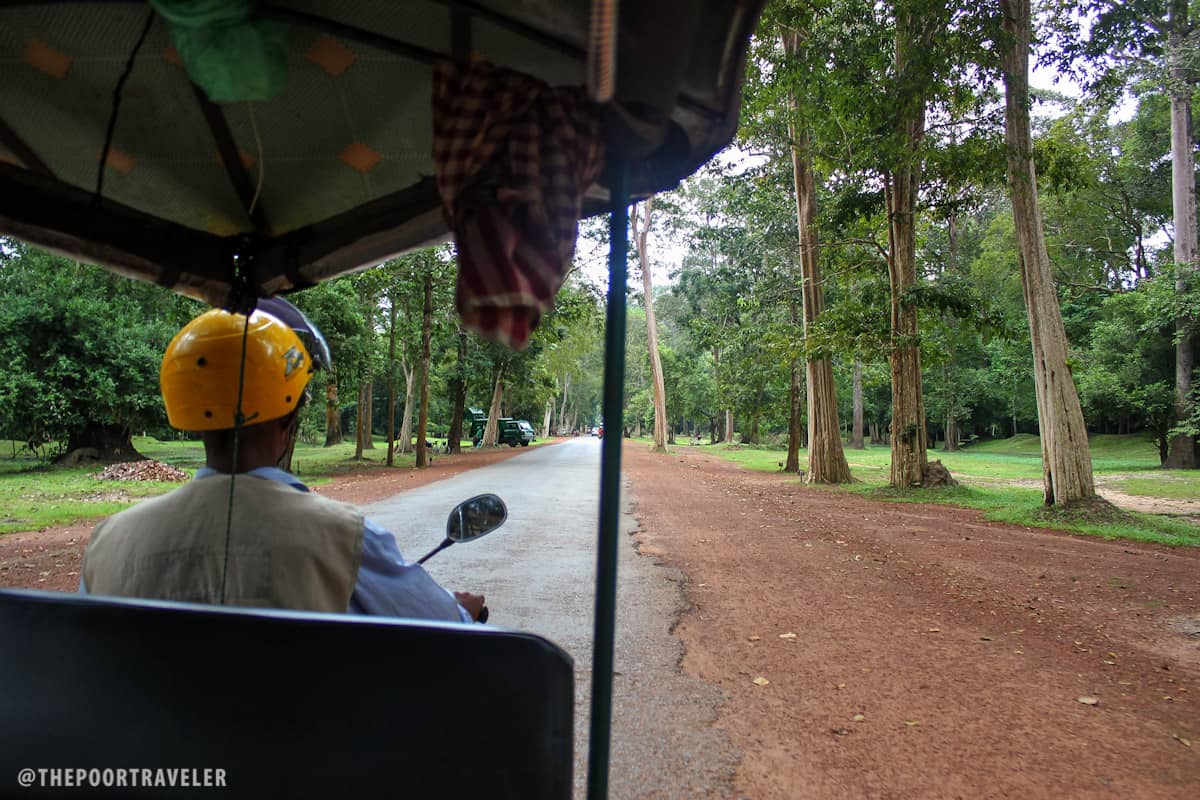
[17,767,226,790]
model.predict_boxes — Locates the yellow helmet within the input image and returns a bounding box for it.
[161,308,315,431]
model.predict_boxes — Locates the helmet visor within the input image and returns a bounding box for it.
[256,297,332,373]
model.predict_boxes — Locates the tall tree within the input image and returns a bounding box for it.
[415,268,434,468]
[1049,0,1199,465]
[851,360,866,449]
[446,325,469,454]
[631,198,669,452]
[292,280,370,448]
[352,274,386,459]
[883,1,939,487]
[386,282,400,466]
[782,25,854,483]
[1166,0,1198,466]
[481,362,505,446]
[999,0,1098,503]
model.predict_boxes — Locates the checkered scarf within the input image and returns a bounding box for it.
[432,58,606,349]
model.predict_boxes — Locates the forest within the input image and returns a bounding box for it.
[0,0,1197,507]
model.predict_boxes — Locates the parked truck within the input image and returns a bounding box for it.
[468,408,535,447]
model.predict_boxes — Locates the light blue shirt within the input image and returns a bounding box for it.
[83,466,471,624]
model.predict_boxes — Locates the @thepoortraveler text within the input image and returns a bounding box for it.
[16,767,227,789]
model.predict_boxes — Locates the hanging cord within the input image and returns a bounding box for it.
[219,259,257,604]
[246,102,265,217]
[94,9,155,205]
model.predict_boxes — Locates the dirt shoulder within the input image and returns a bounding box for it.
[622,442,1200,799]
[0,443,554,593]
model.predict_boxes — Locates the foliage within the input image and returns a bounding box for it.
[0,242,197,458]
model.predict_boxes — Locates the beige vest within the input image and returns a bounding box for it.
[84,475,364,612]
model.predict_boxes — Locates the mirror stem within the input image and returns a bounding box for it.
[417,538,454,565]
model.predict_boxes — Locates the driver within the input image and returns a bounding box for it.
[81,299,485,623]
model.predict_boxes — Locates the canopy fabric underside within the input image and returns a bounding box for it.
[0,0,764,307]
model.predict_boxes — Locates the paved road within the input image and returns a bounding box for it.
[364,438,736,799]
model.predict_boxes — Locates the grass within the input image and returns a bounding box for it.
[1110,474,1200,500]
[671,434,1200,548]
[0,434,507,535]
[0,464,184,534]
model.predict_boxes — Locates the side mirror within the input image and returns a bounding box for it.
[448,494,507,542]
[417,494,508,565]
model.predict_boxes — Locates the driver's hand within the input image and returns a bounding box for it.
[454,591,486,621]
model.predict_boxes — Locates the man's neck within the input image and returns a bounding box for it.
[203,444,283,474]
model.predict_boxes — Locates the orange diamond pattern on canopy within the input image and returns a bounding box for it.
[161,47,183,67]
[339,141,381,174]
[98,147,136,175]
[306,35,356,77]
[22,37,72,79]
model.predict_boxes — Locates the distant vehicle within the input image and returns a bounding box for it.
[499,419,535,447]
[468,407,489,446]
[590,427,599,437]
[468,408,535,447]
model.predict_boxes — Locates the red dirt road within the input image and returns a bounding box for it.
[623,443,1200,799]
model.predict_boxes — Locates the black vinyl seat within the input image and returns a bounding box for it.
[0,589,574,799]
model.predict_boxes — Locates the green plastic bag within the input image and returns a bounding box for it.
[152,0,288,102]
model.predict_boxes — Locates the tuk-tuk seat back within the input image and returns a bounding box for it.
[0,589,574,799]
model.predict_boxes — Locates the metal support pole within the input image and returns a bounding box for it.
[586,164,630,800]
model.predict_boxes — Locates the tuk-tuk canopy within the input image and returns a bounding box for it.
[0,0,762,313]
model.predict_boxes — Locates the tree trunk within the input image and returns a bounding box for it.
[542,400,553,438]
[363,385,375,449]
[323,376,343,447]
[415,270,433,468]
[785,358,804,472]
[884,15,932,487]
[886,171,929,486]
[60,421,141,463]
[1166,0,1198,468]
[557,373,571,434]
[447,327,468,455]
[1000,0,1097,504]
[354,383,368,460]
[724,409,734,443]
[397,362,414,454]
[944,415,959,452]
[386,296,398,467]
[632,198,669,453]
[851,360,865,449]
[783,72,854,484]
[483,369,505,446]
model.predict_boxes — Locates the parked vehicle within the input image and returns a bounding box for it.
[468,407,490,446]
[468,410,533,447]
[500,419,536,447]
